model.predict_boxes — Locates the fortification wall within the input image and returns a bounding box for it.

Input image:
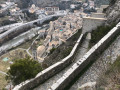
[82,17,107,34]
[97,8,103,13]
[97,5,109,13]
[13,33,83,90]
[91,13,106,18]
[13,22,120,90]
[0,27,46,56]
[0,23,23,34]
[49,23,120,90]
[0,14,65,45]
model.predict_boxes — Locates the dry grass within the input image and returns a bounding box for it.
[0,48,29,88]
[0,60,10,73]
[0,16,9,21]
[0,48,30,71]
[0,74,8,89]
[17,35,44,49]
[17,40,33,49]
[17,37,37,49]
[0,37,44,88]
[0,48,29,61]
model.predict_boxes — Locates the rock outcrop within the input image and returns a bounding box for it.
[14,0,60,9]
[95,0,109,7]
[106,0,120,24]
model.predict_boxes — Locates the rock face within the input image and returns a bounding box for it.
[106,0,120,24]
[32,0,60,7]
[15,0,73,10]
[95,0,109,7]
[14,0,33,9]
[14,0,61,9]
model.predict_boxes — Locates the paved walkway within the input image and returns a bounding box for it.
[69,35,120,90]
[34,33,91,90]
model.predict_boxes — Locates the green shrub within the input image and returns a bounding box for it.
[89,23,116,48]
[50,48,56,54]
[6,57,42,85]
[61,47,73,58]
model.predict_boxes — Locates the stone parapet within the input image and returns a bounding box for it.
[13,33,83,90]
[49,23,120,90]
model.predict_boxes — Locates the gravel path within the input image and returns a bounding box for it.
[70,35,120,90]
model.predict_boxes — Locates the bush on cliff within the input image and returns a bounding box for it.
[6,57,42,85]
[89,23,116,48]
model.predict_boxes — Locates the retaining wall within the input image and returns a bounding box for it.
[0,23,23,34]
[49,22,120,90]
[82,17,107,34]
[13,33,83,90]
[0,27,47,56]
[0,14,65,45]
[13,21,120,90]
[97,5,109,13]
[91,13,106,18]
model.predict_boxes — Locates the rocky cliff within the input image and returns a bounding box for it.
[14,0,33,9]
[32,0,60,7]
[14,0,61,9]
[106,0,120,24]
[95,0,109,7]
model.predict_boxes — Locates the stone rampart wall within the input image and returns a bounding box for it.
[82,17,107,34]
[91,13,106,18]
[13,21,120,90]
[49,22,120,90]
[0,23,23,34]
[13,33,83,90]
[0,14,65,45]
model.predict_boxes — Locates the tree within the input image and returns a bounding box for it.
[6,57,42,85]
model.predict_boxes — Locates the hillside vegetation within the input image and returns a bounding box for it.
[96,56,120,90]
[15,0,61,9]
[89,23,116,48]
[106,0,120,24]
[6,57,42,85]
